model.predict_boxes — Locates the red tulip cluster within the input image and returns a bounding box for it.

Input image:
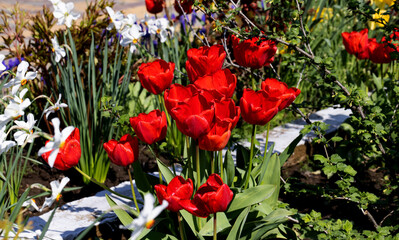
[231,35,277,69]
[130,109,167,145]
[41,128,81,171]
[240,78,301,126]
[342,28,398,64]
[163,45,240,151]
[138,59,175,95]
[155,174,233,218]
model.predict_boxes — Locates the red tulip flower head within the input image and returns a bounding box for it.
[231,35,277,69]
[240,89,280,125]
[198,121,232,151]
[193,69,237,99]
[170,93,215,139]
[368,38,394,64]
[179,174,233,218]
[138,59,175,95]
[174,0,194,15]
[186,45,226,82]
[154,176,194,212]
[214,98,240,129]
[41,128,81,171]
[103,134,139,167]
[164,84,198,114]
[145,0,165,15]
[129,109,167,145]
[341,28,370,59]
[261,78,301,111]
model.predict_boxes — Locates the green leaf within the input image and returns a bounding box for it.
[314,154,328,164]
[156,158,175,184]
[199,212,231,236]
[227,206,250,240]
[132,161,152,196]
[330,136,343,142]
[322,165,337,179]
[344,165,357,176]
[260,154,281,208]
[105,194,134,227]
[180,210,200,237]
[314,56,322,63]
[228,184,275,212]
[224,149,235,187]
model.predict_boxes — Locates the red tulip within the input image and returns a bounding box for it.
[231,35,277,69]
[41,128,81,171]
[154,176,194,212]
[129,109,167,145]
[193,69,237,99]
[174,0,194,15]
[368,38,394,64]
[145,0,165,15]
[240,89,280,125]
[198,121,232,151]
[261,78,301,110]
[214,98,240,129]
[103,134,139,167]
[179,174,233,218]
[138,59,175,95]
[170,93,214,139]
[164,84,198,113]
[341,28,370,59]
[186,45,226,82]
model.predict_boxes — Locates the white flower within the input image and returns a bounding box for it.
[51,36,66,63]
[50,0,62,9]
[53,2,80,28]
[38,118,75,168]
[3,61,37,95]
[22,198,40,212]
[128,194,168,240]
[121,14,137,33]
[147,18,171,43]
[0,126,16,154]
[120,25,143,53]
[40,177,70,212]
[105,6,124,31]
[0,89,31,129]
[0,54,6,72]
[43,94,68,118]
[13,113,36,145]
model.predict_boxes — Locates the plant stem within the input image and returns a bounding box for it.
[263,122,270,161]
[128,165,140,214]
[219,150,223,180]
[178,212,186,240]
[186,136,193,179]
[211,152,214,174]
[159,94,171,127]
[196,143,200,190]
[213,213,217,240]
[244,124,256,189]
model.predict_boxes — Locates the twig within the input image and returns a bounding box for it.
[270,64,281,80]
[294,0,314,58]
[379,210,394,226]
[360,207,379,230]
[297,63,306,88]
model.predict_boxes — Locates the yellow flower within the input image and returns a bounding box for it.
[371,0,396,9]
[311,7,333,23]
[368,9,390,30]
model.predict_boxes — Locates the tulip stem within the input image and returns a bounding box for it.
[219,150,223,180]
[244,124,256,189]
[159,94,171,127]
[213,213,217,240]
[211,152,215,174]
[128,165,140,214]
[263,122,271,161]
[178,212,186,240]
[186,136,193,180]
[196,143,201,190]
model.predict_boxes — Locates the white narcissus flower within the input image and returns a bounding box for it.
[147,18,171,43]
[0,126,16,154]
[13,113,37,146]
[0,89,31,129]
[105,6,124,31]
[0,54,6,72]
[53,2,80,28]
[37,118,75,168]
[3,61,37,95]
[128,193,168,240]
[43,94,68,118]
[121,14,137,33]
[51,36,66,63]
[22,198,40,212]
[120,25,144,53]
[40,177,70,212]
